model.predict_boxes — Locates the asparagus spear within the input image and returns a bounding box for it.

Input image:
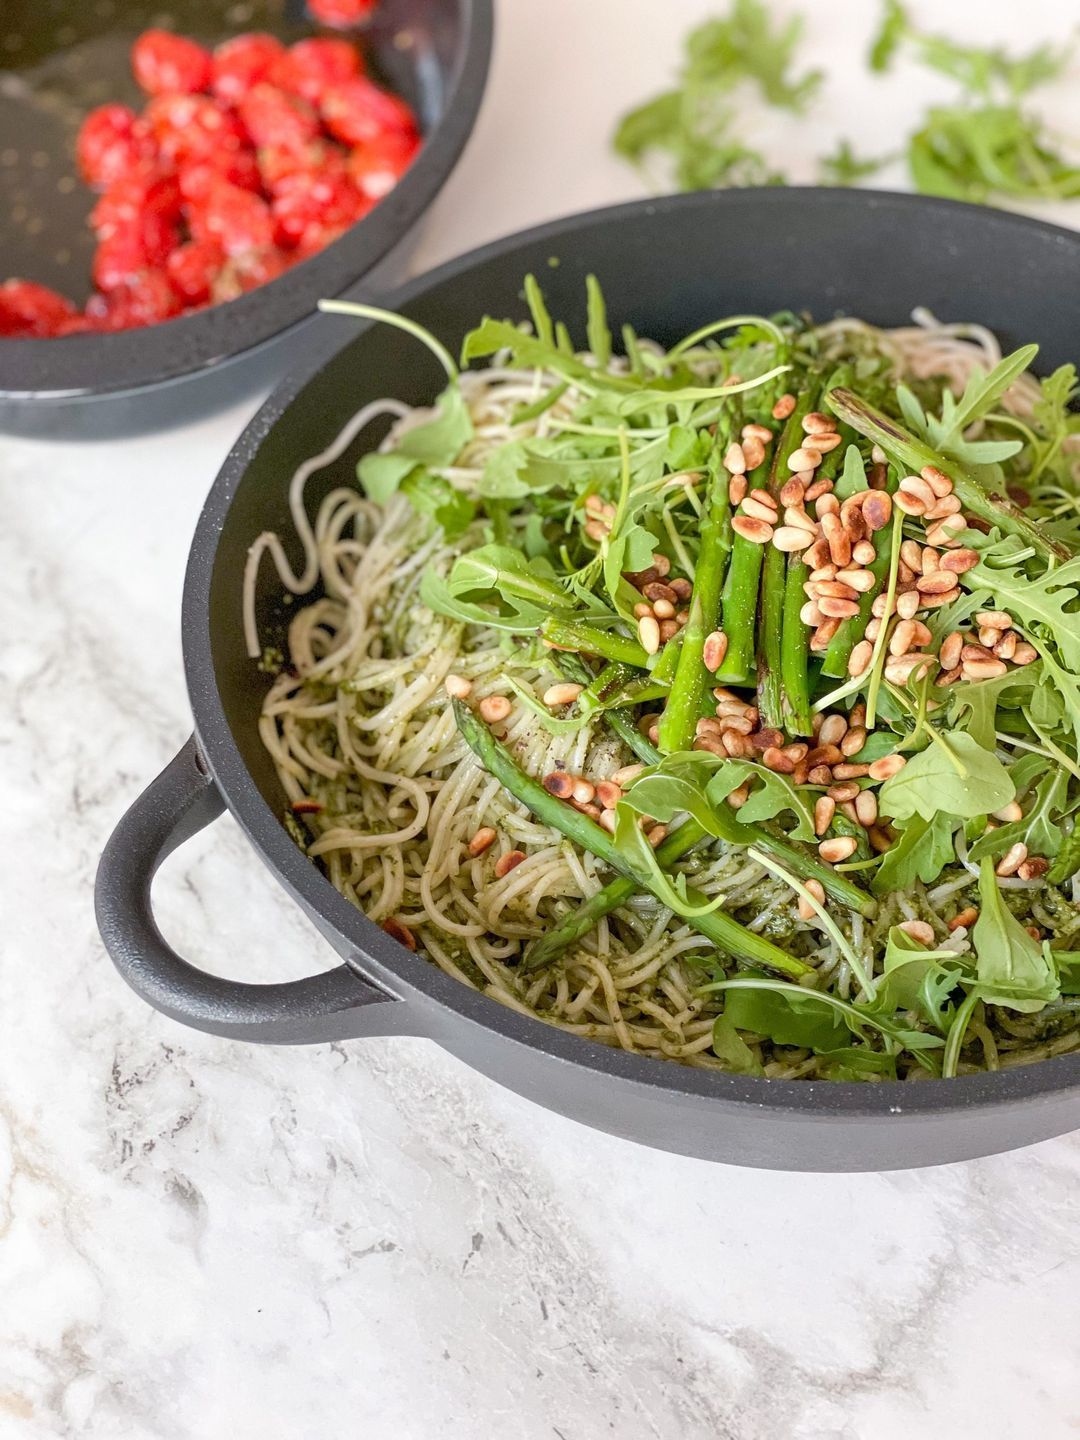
[453,699,813,979]
[828,388,1070,563]
[540,616,650,667]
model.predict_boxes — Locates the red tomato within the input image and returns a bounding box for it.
[294,210,371,257]
[92,207,179,290]
[54,315,97,337]
[238,83,320,151]
[347,128,419,199]
[272,38,361,103]
[189,182,276,256]
[146,94,247,164]
[257,137,347,191]
[270,168,365,248]
[87,271,183,330]
[0,280,77,337]
[211,33,286,104]
[178,150,261,204]
[165,239,225,304]
[132,30,213,96]
[90,169,182,238]
[76,105,157,189]
[214,246,293,300]
[321,77,417,147]
[306,0,377,28]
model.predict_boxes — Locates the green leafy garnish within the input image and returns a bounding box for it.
[879,730,1015,823]
[972,859,1060,1013]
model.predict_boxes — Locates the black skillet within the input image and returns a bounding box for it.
[0,0,492,437]
[95,189,1080,1171]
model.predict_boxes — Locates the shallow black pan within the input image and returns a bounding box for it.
[0,0,492,439]
[96,189,1080,1171]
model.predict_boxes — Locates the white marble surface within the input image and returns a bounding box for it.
[3,2,1080,1435]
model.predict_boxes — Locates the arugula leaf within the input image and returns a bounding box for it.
[973,858,1060,1012]
[399,471,475,540]
[585,274,612,367]
[357,385,473,502]
[867,927,965,1030]
[419,572,548,633]
[908,105,1080,205]
[894,346,1034,465]
[872,811,957,895]
[720,982,849,1051]
[869,0,908,72]
[818,140,890,188]
[947,664,1039,751]
[968,767,1070,864]
[1049,827,1080,886]
[879,730,1015,823]
[832,444,869,500]
[446,544,580,613]
[1028,364,1080,485]
[711,1013,763,1074]
[713,762,817,841]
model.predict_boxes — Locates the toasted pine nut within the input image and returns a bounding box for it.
[788,446,823,472]
[633,602,653,619]
[670,577,693,601]
[811,579,859,601]
[638,614,661,654]
[925,518,966,548]
[479,695,512,723]
[832,762,870,780]
[728,474,748,505]
[382,918,417,950]
[995,842,1028,877]
[643,581,676,604]
[925,494,962,520]
[742,435,766,470]
[834,568,875,593]
[993,801,1023,823]
[811,432,842,453]
[861,491,892,532]
[695,735,727,756]
[841,727,867,757]
[702,630,729,671]
[994,630,1018,660]
[939,632,963,671]
[900,539,924,574]
[584,518,609,541]
[1018,857,1049,881]
[852,540,877,565]
[949,906,979,932]
[850,703,866,729]
[865,618,881,641]
[652,598,676,620]
[828,780,860,802]
[815,493,840,517]
[494,850,527,879]
[818,714,848,747]
[915,571,957,596]
[885,654,934,685]
[542,771,575,799]
[868,753,906,782]
[742,422,773,444]
[818,597,860,619]
[598,809,617,834]
[732,515,775,545]
[798,878,827,921]
[899,920,935,946]
[761,746,795,774]
[819,836,857,863]
[848,639,874,676]
[1012,642,1038,665]
[594,781,622,811]
[854,790,878,827]
[780,477,807,507]
[727,783,750,809]
[646,825,667,848]
[572,778,596,805]
[890,618,917,657]
[894,491,926,517]
[784,507,819,536]
[772,393,796,420]
[808,764,832,785]
[921,464,953,496]
[468,827,497,856]
[612,763,644,786]
[895,590,921,620]
[811,619,841,649]
[918,585,960,610]
[814,795,836,836]
[543,682,583,707]
[940,548,977,575]
[975,610,1012,631]
[773,526,816,553]
[802,411,833,435]
[724,441,748,474]
[899,474,936,508]
[800,600,825,627]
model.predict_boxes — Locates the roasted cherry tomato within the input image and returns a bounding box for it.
[213,245,292,300]
[188,181,276,256]
[306,0,377,28]
[132,30,213,96]
[87,271,183,329]
[347,128,419,199]
[257,137,347,191]
[211,33,286,104]
[0,280,78,337]
[90,169,182,238]
[76,104,157,189]
[145,94,247,164]
[271,38,361,103]
[270,167,365,248]
[178,149,261,205]
[238,83,321,151]
[321,77,417,147]
[165,239,225,304]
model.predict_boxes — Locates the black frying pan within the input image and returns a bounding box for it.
[95,189,1080,1171]
[0,0,492,438]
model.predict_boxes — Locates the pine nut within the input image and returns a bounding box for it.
[728,474,748,505]
[468,827,497,857]
[948,906,979,932]
[739,497,775,525]
[724,441,748,474]
[771,526,813,554]
[900,539,924,573]
[695,735,727,756]
[938,666,962,686]
[922,546,941,575]
[939,632,963,670]
[643,581,676,603]
[841,727,867,757]
[722,730,750,757]
[834,568,875,593]
[612,763,644,786]
[848,640,874,676]
[702,630,729,671]
[479,695,512,723]
[445,674,473,699]
[784,506,819,534]
[800,600,825,626]
[899,919,935,945]
[814,795,836,835]
[818,597,861,619]
[492,849,527,879]
[798,879,827,922]
[868,754,906,782]
[598,809,617,834]
[865,618,881,641]
[808,764,833,785]
[658,619,679,643]
[811,432,842,453]
[1018,857,1049,881]
[543,682,583,707]
[963,657,1008,680]
[811,620,841,649]
[852,540,877,565]
[760,746,794,773]
[646,825,667,848]
[994,630,1018,660]
[742,422,773,444]
[925,494,962,519]
[1012,642,1038,665]
[382,918,417,950]
[652,598,676,620]
[670,577,693,601]
[789,446,823,472]
[993,801,1023,823]
[861,491,892,532]
[975,610,1012,631]
[819,836,858,863]
[921,465,953,496]
[890,618,917,656]
[772,393,797,420]
[894,492,926,517]
[543,771,575,798]
[828,781,860,802]
[899,474,936,508]
[633,602,653,619]
[571,778,595,806]
[802,412,833,435]
[833,762,870,780]
[885,654,934,685]
[727,783,750,809]
[742,435,766,470]
[812,579,859,601]
[995,842,1028,877]
[732,515,775,544]
[750,726,785,750]
[855,790,878,826]
[849,703,866,729]
[925,518,966,547]
[780,477,807,507]
[941,548,978,575]
[638,614,661,654]
[818,714,848,747]
[919,586,960,610]
[816,493,840,517]
[896,590,921,620]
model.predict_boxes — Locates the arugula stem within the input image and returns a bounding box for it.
[943,990,980,1078]
[453,699,813,978]
[865,515,905,730]
[828,388,1071,562]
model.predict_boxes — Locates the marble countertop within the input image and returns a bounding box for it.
[3,1,1080,1434]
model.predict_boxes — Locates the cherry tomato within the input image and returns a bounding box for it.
[214,246,292,300]
[271,38,361,104]
[257,137,346,191]
[76,104,157,189]
[306,0,377,28]
[238,83,320,151]
[211,33,286,104]
[178,150,261,205]
[189,181,276,256]
[347,128,419,199]
[132,30,213,96]
[165,239,225,304]
[270,168,365,248]
[146,94,247,164]
[0,280,77,337]
[321,77,417,147]
[294,209,371,257]
[87,271,183,330]
[90,169,182,238]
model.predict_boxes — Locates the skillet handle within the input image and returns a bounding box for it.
[95,737,413,1044]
